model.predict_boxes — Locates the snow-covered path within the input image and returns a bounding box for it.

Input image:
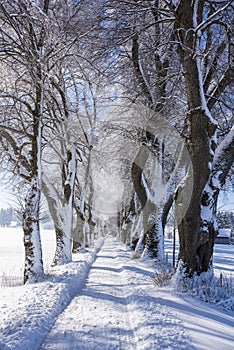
[41,240,136,350]
[40,239,193,350]
[1,237,233,350]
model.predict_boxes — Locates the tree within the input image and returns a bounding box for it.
[41,63,84,264]
[0,0,49,282]
[42,69,105,259]
[173,0,234,277]
[42,118,78,264]
[0,0,96,279]
[39,0,106,259]
[100,0,234,275]
[0,207,13,226]
[102,0,188,260]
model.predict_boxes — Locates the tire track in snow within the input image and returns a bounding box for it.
[112,247,141,350]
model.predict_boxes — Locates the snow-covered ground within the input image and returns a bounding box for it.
[0,227,56,287]
[0,229,233,350]
[165,237,234,279]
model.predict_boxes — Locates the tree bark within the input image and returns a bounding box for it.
[23,176,43,283]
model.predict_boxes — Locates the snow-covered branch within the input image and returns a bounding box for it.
[195,1,232,33]
[212,126,234,188]
[207,66,234,110]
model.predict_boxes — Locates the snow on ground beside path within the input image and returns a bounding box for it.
[167,293,234,350]
[0,228,56,286]
[0,233,233,350]
[116,243,234,350]
[0,239,104,350]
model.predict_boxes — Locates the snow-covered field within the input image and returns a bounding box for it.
[0,227,56,287]
[165,237,234,281]
[0,228,233,350]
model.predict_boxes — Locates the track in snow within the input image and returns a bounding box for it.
[40,239,192,350]
[40,239,138,350]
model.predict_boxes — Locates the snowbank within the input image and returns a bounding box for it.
[0,239,104,350]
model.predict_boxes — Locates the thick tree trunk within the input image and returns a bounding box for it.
[174,0,219,276]
[42,179,73,265]
[176,126,234,276]
[176,172,221,276]
[175,111,216,275]
[52,225,70,265]
[23,176,43,283]
[23,95,44,282]
[51,218,73,264]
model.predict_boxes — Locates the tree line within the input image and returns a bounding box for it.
[217,211,234,230]
[0,0,233,284]
[0,207,20,226]
[0,206,52,228]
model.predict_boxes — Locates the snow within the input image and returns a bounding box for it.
[0,230,234,350]
[213,244,234,276]
[0,186,15,209]
[192,0,218,128]
[0,228,55,286]
[0,232,104,350]
[213,125,234,168]
[217,228,231,238]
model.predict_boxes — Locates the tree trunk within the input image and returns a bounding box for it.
[131,146,164,260]
[42,146,76,266]
[162,194,173,231]
[174,0,218,276]
[72,212,85,252]
[23,82,44,283]
[23,176,43,283]
[121,195,136,245]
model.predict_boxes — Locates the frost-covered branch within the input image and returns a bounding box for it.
[212,126,234,188]
[195,1,232,33]
[207,66,234,110]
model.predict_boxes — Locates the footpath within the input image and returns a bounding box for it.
[40,239,194,350]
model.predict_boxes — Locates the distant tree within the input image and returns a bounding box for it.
[5,207,12,226]
[217,211,234,229]
[0,207,14,226]
[0,208,7,226]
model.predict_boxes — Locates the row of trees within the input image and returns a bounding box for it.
[0,207,19,226]
[217,211,234,230]
[0,0,103,282]
[0,206,52,228]
[0,0,233,284]
[101,0,234,276]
